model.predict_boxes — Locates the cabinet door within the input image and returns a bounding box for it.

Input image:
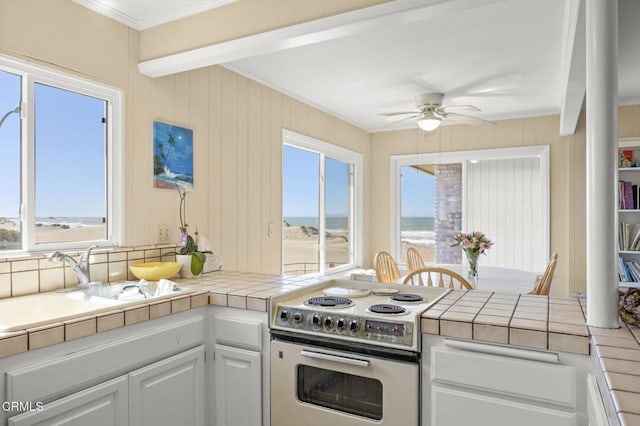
[215,344,261,426]
[432,386,576,426]
[8,376,128,426]
[129,345,205,426]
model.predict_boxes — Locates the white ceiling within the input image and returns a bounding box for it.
[75,0,640,134]
[71,0,238,30]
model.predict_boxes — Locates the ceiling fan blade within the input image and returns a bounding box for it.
[376,113,421,131]
[445,112,494,127]
[379,111,420,117]
[440,104,481,113]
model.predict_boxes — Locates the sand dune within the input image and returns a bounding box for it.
[0,218,104,245]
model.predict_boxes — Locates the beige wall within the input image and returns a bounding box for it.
[4,0,640,291]
[0,0,371,275]
[137,68,370,273]
[370,106,640,297]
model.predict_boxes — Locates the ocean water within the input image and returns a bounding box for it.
[3,217,104,227]
[401,217,435,247]
[284,217,348,232]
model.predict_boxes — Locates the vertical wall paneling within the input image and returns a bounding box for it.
[236,76,249,272]
[208,67,223,256]
[269,92,284,273]
[260,86,272,273]
[246,81,263,272]
[465,158,544,272]
[189,69,210,243]
[220,70,239,271]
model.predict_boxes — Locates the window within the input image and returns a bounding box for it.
[391,146,549,272]
[0,55,122,253]
[400,166,436,265]
[282,130,362,275]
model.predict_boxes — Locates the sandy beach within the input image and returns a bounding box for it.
[0,218,104,245]
[283,220,435,274]
[283,223,349,274]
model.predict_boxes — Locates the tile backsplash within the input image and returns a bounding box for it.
[0,245,178,299]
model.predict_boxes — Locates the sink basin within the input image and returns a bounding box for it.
[0,281,194,332]
[79,281,185,302]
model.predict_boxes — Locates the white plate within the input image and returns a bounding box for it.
[322,287,371,298]
[372,288,400,296]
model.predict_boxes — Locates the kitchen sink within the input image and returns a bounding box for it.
[72,280,187,302]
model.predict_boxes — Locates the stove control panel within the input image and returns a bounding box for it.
[273,306,414,347]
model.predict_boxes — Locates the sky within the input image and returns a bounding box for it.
[282,145,349,217]
[0,70,106,218]
[282,146,435,219]
[401,165,435,217]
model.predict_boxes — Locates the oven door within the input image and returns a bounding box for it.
[271,339,419,425]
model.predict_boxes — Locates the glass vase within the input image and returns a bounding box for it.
[465,250,479,283]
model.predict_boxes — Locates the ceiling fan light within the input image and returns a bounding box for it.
[417,115,441,132]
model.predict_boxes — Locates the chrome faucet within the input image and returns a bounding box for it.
[48,245,98,288]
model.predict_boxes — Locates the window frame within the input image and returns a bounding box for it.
[282,129,363,276]
[390,145,550,271]
[0,54,123,253]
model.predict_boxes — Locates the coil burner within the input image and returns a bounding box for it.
[305,296,354,308]
[391,294,425,303]
[368,304,407,315]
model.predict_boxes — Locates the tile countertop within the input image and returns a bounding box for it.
[421,289,640,426]
[0,270,322,359]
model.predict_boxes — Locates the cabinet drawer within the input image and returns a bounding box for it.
[431,344,576,408]
[7,316,204,403]
[432,386,576,426]
[214,315,262,350]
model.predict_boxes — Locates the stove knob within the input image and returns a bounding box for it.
[324,317,333,329]
[292,312,303,323]
[337,319,346,330]
[279,310,289,321]
[312,314,322,326]
[349,321,359,332]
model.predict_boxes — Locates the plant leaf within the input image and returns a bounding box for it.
[191,252,205,275]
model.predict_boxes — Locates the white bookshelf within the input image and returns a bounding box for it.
[618,138,640,287]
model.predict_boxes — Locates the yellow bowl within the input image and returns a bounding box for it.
[129,262,182,281]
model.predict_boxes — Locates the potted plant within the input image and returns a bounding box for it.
[176,184,212,277]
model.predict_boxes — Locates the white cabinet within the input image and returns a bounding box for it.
[1,310,206,426]
[209,307,269,426]
[129,346,205,426]
[422,336,589,426]
[8,376,128,426]
[432,386,575,426]
[8,347,205,426]
[214,344,262,426]
[618,138,640,288]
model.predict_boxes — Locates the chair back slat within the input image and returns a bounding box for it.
[402,267,472,290]
[407,247,426,273]
[529,253,558,296]
[373,251,401,283]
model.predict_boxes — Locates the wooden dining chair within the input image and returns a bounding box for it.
[373,251,401,283]
[402,267,473,290]
[529,253,558,296]
[406,247,426,273]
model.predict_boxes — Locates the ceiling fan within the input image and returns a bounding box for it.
[380,93,494,131]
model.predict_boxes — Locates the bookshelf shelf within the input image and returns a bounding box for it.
[618,138,640,286]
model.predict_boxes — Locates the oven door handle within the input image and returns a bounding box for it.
[300,350,370,367]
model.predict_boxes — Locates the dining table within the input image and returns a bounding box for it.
[351,265,539,295]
